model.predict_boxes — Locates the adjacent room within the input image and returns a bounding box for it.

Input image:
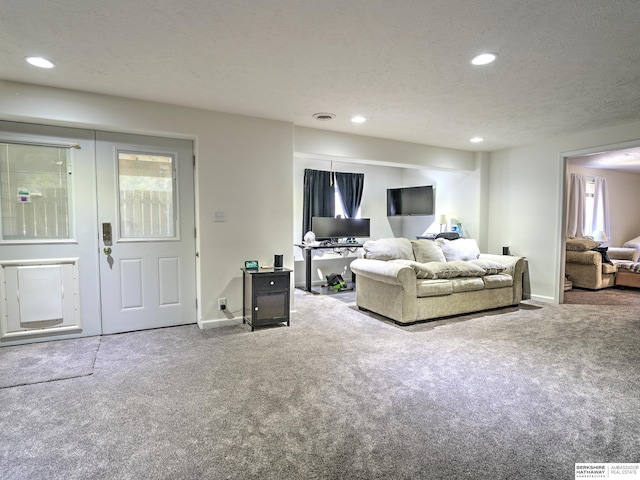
[563,146,640,305]
[1,2,639,479]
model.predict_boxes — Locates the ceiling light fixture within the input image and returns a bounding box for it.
[351,115,366,124]
[470,136,484,143]
[470,53,496,66]
[25,56,55,68]
[312,112,335,121]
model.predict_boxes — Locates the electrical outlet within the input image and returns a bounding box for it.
[218,298,227,310]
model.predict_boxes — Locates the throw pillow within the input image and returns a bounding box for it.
[591,246,613,265]
[391,260,485,279]
[411,240,446,263]
[390,259,435,279]
[435,238,480,261]
[363,238,414,261]
[469,259,506,275]
[566,237,600,251]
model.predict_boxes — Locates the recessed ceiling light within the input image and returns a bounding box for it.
[312,112,335,121]
[470,53,496,66]
[25,56,55,68]
[470,136,484,143]
[351,115,366,124]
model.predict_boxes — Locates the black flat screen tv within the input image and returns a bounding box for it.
[312,217,371,240]
[387,185,434,216]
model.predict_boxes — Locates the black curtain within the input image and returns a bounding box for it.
[302,169,335,238]
[335,172,364,218]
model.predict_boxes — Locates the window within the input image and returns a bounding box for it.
[0,143,71,241]
[584,178,595,235]
[335,185,361,218]
[118,151,176,238]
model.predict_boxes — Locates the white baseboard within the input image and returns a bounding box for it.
[198,317,243,329]
[528,294,556,304]
[198,308,298,330]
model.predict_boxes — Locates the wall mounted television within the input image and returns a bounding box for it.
[312,217,371,240]
[387,185,434,216]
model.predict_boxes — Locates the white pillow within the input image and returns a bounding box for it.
[411,240,446,263]
[434,238,480,261]
[363,238,414,261]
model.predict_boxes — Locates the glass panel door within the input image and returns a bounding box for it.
[97,132,196,334]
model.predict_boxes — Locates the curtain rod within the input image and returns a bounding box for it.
[1,139,81,149]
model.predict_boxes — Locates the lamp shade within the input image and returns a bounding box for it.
[592,230,608,242]
[438,214,447,224]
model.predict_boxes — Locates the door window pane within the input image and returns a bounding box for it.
[118,151,175,238]
[0,144,71,240]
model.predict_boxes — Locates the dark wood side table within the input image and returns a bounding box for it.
[242,268,292,331]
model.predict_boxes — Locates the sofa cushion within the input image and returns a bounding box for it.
[435,238,480,261]
[451,277,485,293]
[363,238,414,261]
[416,279,453,297]
[469,259,506,275]
[483,274,513,289]
[411,240,446,263]
[602,263,617,274]
[391,259,485,279]
[566,237,600,251]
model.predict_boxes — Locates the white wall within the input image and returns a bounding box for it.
[489,121,640,303]
[293,128,482,242]
[293,130,486,287]
[566,163,640,246]
[5,80,638,313]
[295,126,474,170]
[0,80,293,327]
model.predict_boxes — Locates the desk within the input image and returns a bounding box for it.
[295,242,364,293]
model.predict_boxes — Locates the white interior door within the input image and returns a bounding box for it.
[96,132,196,335]
[0,121,101,344]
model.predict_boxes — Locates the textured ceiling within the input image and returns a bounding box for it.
[1,0,640,153]
[570,147,640,174]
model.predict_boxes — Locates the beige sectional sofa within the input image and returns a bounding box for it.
[564,237,639,290]
[350,237,525,324]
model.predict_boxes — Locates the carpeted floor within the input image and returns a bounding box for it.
[563,285,640,305]
[0,290,638,479]
[0,336,100,388]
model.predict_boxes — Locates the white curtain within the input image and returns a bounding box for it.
[566,173,586,237]
[590,176,610,238]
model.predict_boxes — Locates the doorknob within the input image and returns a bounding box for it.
[103,246,114,270]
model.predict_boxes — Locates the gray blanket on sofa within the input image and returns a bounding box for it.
[617,262,640,273]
